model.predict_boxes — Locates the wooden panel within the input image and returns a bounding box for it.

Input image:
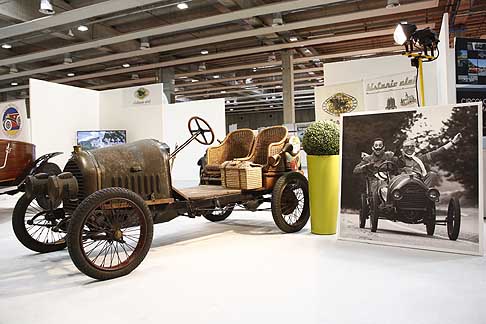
[0,140,35,183]
[175,185,241,200]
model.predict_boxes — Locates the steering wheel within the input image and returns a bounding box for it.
[187,116,215,145]
[376,161,398,180]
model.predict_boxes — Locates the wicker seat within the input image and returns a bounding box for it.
[236,125,288,172]
[201,129,255,182]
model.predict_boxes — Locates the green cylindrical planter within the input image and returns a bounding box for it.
[307,155,340,235]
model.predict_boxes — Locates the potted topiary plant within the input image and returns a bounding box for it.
[302,120,340,235]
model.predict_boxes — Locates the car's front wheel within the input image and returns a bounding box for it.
[359,194,368,229]
[425,204,436,236]
[370,191,379,232]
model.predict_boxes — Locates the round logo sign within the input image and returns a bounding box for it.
[2,105,22,138]
[134,87,150,100]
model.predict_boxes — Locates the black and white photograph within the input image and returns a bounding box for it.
[76,130,127,150]
[338,103,483,255]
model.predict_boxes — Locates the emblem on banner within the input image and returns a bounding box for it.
[134,87,150,100]
[322,92,358,116]
[1,104,22,138]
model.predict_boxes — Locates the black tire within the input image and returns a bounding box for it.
[12,194,67,253]
[35,162,62,210]
[370,191,379,233]
[203,204,234,222]
[447,197,461,241]
[425,204,436,236]
[67,188,154,280]
[359,194,368,229]
[271,172,310,233]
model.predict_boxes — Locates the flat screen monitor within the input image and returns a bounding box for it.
[77,130,126,150]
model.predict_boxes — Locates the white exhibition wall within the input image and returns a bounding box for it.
[163,99,226,182]
[99,84,164,142]
[29,79,225,182]
[30,79,99,167]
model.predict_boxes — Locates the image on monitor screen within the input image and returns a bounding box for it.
[77,130,126,150]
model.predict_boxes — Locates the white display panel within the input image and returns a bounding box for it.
[99,83,165,142]
[29,79,99,168]
[163,99,226,182]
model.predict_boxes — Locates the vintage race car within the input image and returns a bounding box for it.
[12,117,310,280]
[3,112,21,131]
[359,161,461,240]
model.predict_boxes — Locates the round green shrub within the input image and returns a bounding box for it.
[302,120,340,155]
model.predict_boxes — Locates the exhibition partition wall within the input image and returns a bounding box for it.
[29,79,225,182]
[164,99,226,182]
[99,84,165,142]
[30,79,99,167]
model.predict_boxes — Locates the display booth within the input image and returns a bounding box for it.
[28,79,225,181]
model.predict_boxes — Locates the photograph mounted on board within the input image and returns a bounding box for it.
[338,103,483,255]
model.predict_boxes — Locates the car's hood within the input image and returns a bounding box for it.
[389,173,428,191]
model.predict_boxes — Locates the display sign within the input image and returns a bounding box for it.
[338,103,483,256]
[364,71,418,110]
[122,84,163,107]
[456,87,486,136]
[0,99,30,142]
[455,37,486,85]
[314,80,365,124]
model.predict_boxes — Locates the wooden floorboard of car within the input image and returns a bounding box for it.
[174,185,241,200]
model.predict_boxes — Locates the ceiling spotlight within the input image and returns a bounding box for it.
[220,90,226,94]
[308,71,315,75]
[77,25,89,32]
[386,0,400,8]
[67,72,75,77]
[191,79,199,83]
[229,108,234,111]
[272,12,283,26]
[201,49,209,55]
[289,36,298,42]
[10,82,18,86]
[140,38,150,50]
[64,53,73,64]
[198,62,206,71]
[9,65,18,74]
[177,2,189,10]
[122,63,131,68]
[304,48,312,54]
[39,0,55,15]
[1,43,12,49]
[131,74,139,80]
[67,29,74,37]
[213,75,220,79]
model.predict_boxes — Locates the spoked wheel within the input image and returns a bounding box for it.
[67,188,153,280]
[359,194,368,229]
[203,204,234,222]
[12,194,68,253]
[271,172,310,233]
[370,191,379,233]
[425,204,436,236]
[447,197,461,241]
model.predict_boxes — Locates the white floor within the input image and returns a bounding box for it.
[1,193,486,324]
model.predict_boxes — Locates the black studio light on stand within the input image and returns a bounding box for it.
[394,22,440,106]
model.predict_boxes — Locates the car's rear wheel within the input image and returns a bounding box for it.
[370,191,379,233]
[425,204,436,236]
[359,194,368,229]
[447,197,461,241]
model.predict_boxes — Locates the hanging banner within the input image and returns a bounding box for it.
[364,71,418,110]
[122,83,163,107]
[314,80,365,124]
[0,99,30,143]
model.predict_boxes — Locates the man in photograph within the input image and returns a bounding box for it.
[353,138,395,192]
[398,133,462,186]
